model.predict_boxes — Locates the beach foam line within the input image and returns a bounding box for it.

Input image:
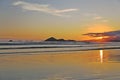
[0,45,119,50]
[0,45,91,50]
[0,44,118,50]
[0,46,120,55]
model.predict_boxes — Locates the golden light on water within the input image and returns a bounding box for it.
[100,50,103,63]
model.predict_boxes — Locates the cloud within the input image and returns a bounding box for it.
[13,1,78,17]
[94,16,109,22]
[94,16,103,20]
[84,13,109,23]
[84,13,97,17]
[102,20,108,22]
[104,30,120,36]
[83,30,120,38]
[83,33,103,37]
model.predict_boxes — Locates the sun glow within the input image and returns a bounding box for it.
[83,23,115,41]
[96,36,103,40]
[86,23,113,33]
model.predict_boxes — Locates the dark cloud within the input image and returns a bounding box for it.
[83,33,103,37]
[83,30,120,38]
[104,30,120,36]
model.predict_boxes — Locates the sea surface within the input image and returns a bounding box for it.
[0,42,120,80]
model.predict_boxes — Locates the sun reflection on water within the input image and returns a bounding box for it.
[100,50,103,63]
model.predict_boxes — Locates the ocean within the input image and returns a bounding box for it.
[0,42,120,80]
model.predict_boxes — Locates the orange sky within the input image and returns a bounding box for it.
[0,0,120,41]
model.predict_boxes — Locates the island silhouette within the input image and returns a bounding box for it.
[45,37,76,42]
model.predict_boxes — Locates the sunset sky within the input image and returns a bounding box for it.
[0,0,120,41]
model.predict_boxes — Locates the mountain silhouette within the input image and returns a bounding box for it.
[45,37,75,42]
[45,37,57,41]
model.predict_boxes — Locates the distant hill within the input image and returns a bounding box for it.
[45,37,58,41]
[108,37,120,42]
[45,37,76,42]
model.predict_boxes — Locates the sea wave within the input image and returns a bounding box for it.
[0,46,120,55]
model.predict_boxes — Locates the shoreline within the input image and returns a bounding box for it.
[0,46,120,55]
